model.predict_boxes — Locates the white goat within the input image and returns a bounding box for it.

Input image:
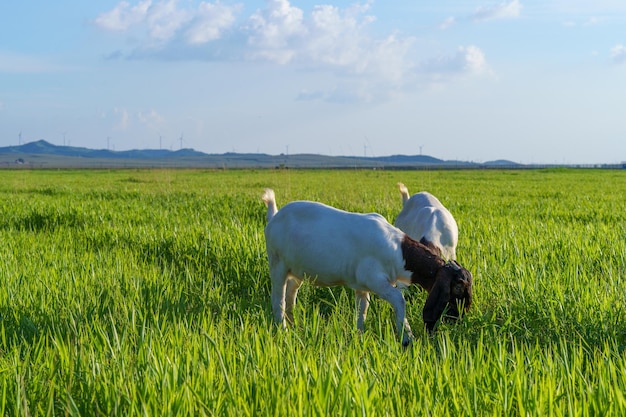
[262,188,472,346]
[394,182,458,261]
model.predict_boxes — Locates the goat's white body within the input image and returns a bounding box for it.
[265,201,412,289]
[263,190,415,344]
[395,183,458,261]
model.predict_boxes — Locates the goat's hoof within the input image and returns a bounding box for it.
[425,321,437,334]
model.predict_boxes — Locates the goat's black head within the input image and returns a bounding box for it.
[422,260,473,332]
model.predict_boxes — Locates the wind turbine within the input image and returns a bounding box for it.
[364,135,375,157]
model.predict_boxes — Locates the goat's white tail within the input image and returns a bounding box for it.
[397,182,410,205]
[262,188,278,222]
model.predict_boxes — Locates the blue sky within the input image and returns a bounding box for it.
[1,1,625,164]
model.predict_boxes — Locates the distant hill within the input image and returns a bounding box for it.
[482,159,520,166]
[1,139,205,159]
[369,154,446,165]
[0,139,524,169]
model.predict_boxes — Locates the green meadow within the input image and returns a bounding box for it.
[0,168,624,416]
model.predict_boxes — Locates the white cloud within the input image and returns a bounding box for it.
[186,2,241,44]
[101,107,165,132]
[326,84,373,104]
[94,1,491,102]
[138,109,165,129]
[303,4,378,70]
[96,1,414,83]
[583,17,601,26]
[421,45,490,76]
[295,44,490,103]
[246,0,307,63]
[244,0,427,102]
[94,0,239,44]
[245,0,416,84]
[564,16,606,27]
[113,107,130,130]
[472,0,522,22]
[610,44,626,64]
[461,45,490,74]
[296,89,325,101]
[357,34,416,82]
[439,16,456,30]
[94,0,152,32]
[146,0,191,41]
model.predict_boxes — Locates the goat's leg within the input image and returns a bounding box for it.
[373,285,414,346]
[269,257,289,328]
[354,290,370,332]
[356,262,414,346]
[284,278,303,326]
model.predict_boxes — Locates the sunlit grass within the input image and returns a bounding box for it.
[0,168,625,415]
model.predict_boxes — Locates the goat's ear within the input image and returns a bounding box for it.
[419,237,443,258]
[422,272,451,332]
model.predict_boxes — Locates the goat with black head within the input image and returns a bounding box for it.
[262,189,473,346]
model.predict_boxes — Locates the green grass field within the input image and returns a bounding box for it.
[0,168,624,416]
